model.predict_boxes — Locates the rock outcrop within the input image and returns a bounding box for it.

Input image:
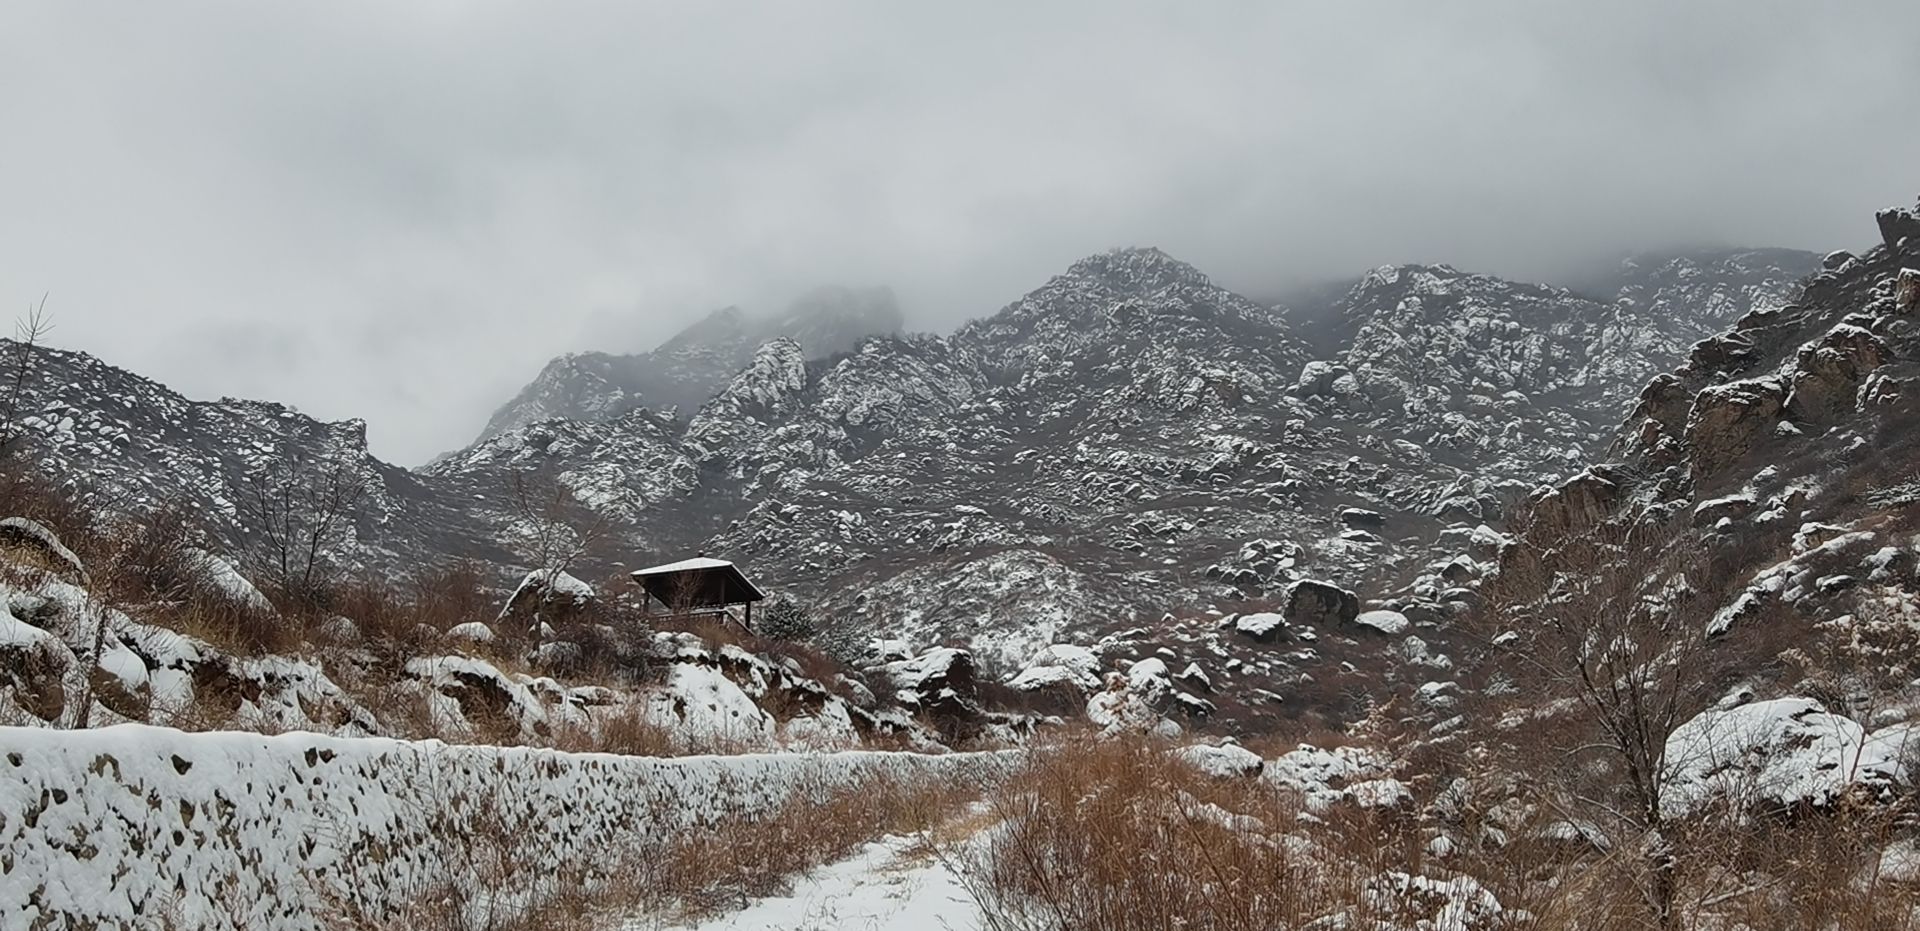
[1285,579,1360,627]
[1685,378,1786,478]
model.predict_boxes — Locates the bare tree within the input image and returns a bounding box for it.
[500,470,609,645]
[236,453,364,608]
[1481,508,1713,929]
[0,296,52,465]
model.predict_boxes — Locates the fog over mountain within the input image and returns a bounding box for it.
[3,1,1917,464]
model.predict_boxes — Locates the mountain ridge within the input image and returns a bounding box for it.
[2,243,1822,685]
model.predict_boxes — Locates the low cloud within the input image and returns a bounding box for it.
[3,2,1916,463]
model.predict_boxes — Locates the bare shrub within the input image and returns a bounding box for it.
[957,735,1419,930]
[542,705,676,758]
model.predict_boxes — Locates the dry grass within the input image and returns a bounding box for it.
[955,734,1425,931]
[1464,802,1920,931]
[321,766,983,931]
[541,705,677,758]
[953,735,1920,931]
[648,768,979,922]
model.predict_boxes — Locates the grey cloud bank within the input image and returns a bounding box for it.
[3,1,1916,464]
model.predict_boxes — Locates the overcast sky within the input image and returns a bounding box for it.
[4,2,1917,464]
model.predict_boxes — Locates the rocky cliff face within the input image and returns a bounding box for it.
[1488,199,1920,717]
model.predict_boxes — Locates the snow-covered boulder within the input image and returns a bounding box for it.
[1175,662,1211,692]
[1086,683,1176,737]
[444,621,496,644]
[1877,201,1920,248]
[1006,643,1102,692]
[1663,697,1915,815]
[406,655,570,740]
[1692,492,1756,529]
[1295,360,1354,398]
[1347,778,1413,809]
[1414,680,1459,710]
[1685,377,1786,477]
[0,517,87,584]
[316,615,360,642]
[529,640,586,672]
[1124,657,1173,701]
[1086,659,1182,737]
[870,646,977,717]
[1175,741,1263,778]
[1338,507,1387,528]
[1233,611,1287,643]
[0,601,79,721]
[1266,743,1396,811]
[184,549,274,614]
[1368,872,1511,930]
[1355,609,1410,636]
[499,568,596,621]
[211,655,379,736]
[646,661,776,747]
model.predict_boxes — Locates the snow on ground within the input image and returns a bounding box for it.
[1266,743,1397,811]
[640,834,982,931]
[0,723,1010,931]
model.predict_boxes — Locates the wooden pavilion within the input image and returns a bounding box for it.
[629,555,767,630]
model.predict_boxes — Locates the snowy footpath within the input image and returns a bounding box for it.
[638,834,985,931]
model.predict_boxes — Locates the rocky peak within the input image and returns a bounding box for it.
[683,338,813,471]
[473,287,904,448]
[1875,196,1920,249]
[706,338,808,413]
[1062,247,1217,292]
[954,248,1306,402]
[476,351,641,442]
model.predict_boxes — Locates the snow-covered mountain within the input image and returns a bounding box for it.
[0,243,1820,698]
[2,344,512,574]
